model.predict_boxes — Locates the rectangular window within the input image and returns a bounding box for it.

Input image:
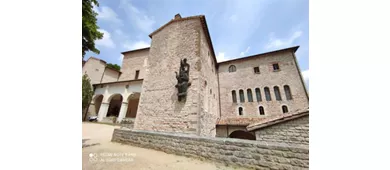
[273,63,280,71]
[135,70,140,79]
[254,67,260,74]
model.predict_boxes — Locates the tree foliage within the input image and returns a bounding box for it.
[82,0,103,58]
[82,74,94,111]
[106,63,121,72]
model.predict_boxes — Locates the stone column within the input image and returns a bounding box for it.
[97,102,109,121]
[117,102,128,123]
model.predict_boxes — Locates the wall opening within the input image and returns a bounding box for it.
[232,90,237,103]
[229,130,256,140]
[247,89,253,102]
[255,88,262,102]
[274,86,282,101]
[107,94,123,117]
[282,105,289,113]
[239,89,245,103]
[126,93,140,118]
[264,87,271,101]
[284,85,293,100]
[259,106,265,115]
[238,107,243,116]
[93,95,103,115]
[228,65,236,72]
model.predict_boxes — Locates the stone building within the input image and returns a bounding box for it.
[83,14,309,141]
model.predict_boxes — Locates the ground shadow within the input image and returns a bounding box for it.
[82,138,100,148]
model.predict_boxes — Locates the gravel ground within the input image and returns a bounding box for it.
[82,122,248,170]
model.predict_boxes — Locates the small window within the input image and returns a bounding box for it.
[239,90,245,103]
[232,90,237,103]
[273,63,280,71]
[238,107,243,116]
[228,65,236,72]
[282,105,288,113]
[259,106,265,115]
[135,70,140,79]
[210,89,212,94]
[247,89,253,102]
[95,69,99,71]
[274,86,282,101]
[254,67,260,74]
[264,87,271,101]
[255,88,262,102]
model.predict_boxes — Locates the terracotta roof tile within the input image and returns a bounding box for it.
[217,117,269,126]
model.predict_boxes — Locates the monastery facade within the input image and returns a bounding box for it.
[82,14,309,140]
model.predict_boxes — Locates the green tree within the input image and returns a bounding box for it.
[82,74,94,120]
[82,0,103,58]
[106,63,121,72]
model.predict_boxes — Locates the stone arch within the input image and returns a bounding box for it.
[106,94,123,117]
[92,94,104,116]
[229,130,256,140]
[126,92,140,118]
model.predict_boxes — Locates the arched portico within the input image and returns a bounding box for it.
[116,92,141,123]
[106,94,123,117]
[229,130,256,140]
[126,93,140,118]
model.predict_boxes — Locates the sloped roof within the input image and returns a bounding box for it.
[86,56,122,74]
[246,108,309,131]
[218,46,300,64]
[217,117,269,126]
[121,47,150,55]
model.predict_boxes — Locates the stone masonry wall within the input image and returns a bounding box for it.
[218,50,309,119]
[198,21,219,137]
[134,19,203,135]
[112,129,309,169]
[255,115,309,146]
[82,57,106,84]
[101,68,119,83]
[119,49,149,81]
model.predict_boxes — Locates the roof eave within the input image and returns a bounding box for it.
[217,46,300,65]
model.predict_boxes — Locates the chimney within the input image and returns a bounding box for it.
[174,13,181,19]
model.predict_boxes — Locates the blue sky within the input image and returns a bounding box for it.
[86,0,309,88]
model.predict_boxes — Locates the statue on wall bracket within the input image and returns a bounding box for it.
[175,58,191,101]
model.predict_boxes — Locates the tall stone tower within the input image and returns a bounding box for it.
[133,14,220,137]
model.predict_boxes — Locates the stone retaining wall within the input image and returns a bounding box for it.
[111,129,309,169]
[254,116,309,146]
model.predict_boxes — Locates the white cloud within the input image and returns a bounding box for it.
[115,29,123,36]
[240,46,251,57]
[94,6,122,24]
[119,0,155,33]
[123,40,150,50]
[229,14,238,23]
[265,30,302,49]
[216,52,227,62]
[96,29,115,48]
[302,69,309,87]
